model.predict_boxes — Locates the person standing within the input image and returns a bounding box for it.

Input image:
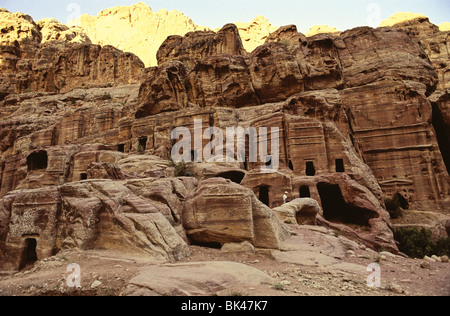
[283,191,289,204]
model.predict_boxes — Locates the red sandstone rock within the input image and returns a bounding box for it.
[183,178,290,249]
[1,9,449,268]
[157,24,246,68]
[0,9,145,100]
[0,179,191,270]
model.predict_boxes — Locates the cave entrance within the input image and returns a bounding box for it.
[317,182,377,227]
[306,161,316,176]
[300,186,311,198]
[117,144,125,153]
[394,192,409,210]
[216,171,246,184]
[189,240,223,249]
[138,137,148,152]
[0,92,7,102]
[335,159,345,173]
[80,173,88,181]
[27,151,48,172]
[19,238,38,270]
[259,186,270,207]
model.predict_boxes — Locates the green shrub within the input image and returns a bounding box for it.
[101,93,112,100]
[168,157,191,177]
[394,227,450,258]
[432,237,450,257]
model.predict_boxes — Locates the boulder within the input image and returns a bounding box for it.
[183,178,290,249]
[0,179,191,270]
[272,198,320,225]
[124,261,274,296]
[266,24,307,47]
[221,241,255,253]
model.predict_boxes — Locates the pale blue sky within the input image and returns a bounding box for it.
[0,0,449,33]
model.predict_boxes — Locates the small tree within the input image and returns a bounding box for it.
[168,157,191,177]
[394,227,450,258]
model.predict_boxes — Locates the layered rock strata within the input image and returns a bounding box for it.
[0,9,145,100]
[1,8,450,270]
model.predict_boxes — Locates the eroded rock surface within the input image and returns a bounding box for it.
[1,6,450,275]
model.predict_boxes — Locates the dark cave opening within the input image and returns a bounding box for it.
[189,240,222,249]
[19,238,38,270]
[27,151,48,172]
[432,102,450,174]
[335,159,345,173]
[138,137,148,152]
[259,186,270,207]
[317,182,378,227]
[306,161,316,176]
[300,186,311,198]
[0,92,7,102]
[216,171,246,184]
[393,192,409,210]
[288,160,294,171]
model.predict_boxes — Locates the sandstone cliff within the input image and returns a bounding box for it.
[70,2,209,67]
[0,8,145,100]
[71,2,277,67]
[230,15,278,52]
[305,25,340,37]
[1,7,450,273]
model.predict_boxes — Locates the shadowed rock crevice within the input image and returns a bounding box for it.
[2,6,450,271]
[19,238,38,270]
[432,102,450,174]
[258,186,270,207]
[317,182,378,227]
[215,171,246,184]
[27,151,48,172]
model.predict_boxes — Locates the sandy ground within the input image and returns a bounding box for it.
[0,225,449,297]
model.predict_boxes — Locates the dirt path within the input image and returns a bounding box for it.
[0,225,449,296]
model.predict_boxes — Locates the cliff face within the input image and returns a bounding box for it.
[0,6,449,270]
[72,2,278,67]
[71,2,208,67]
[0,9,145,100]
